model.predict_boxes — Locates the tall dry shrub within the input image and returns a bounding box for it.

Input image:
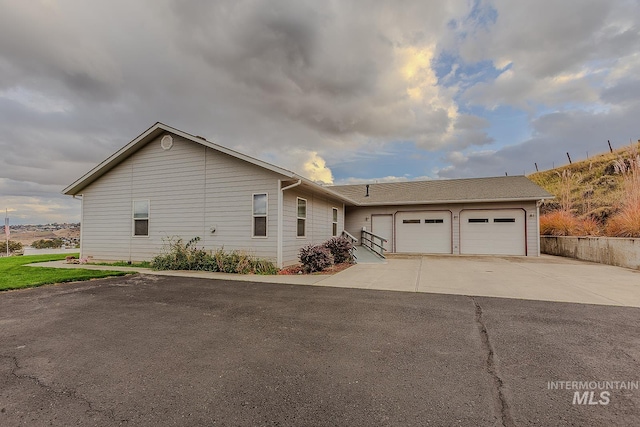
[540,210,580,236]
[542,169,582,236]
[606,144,640,237]
[556,169,581,212]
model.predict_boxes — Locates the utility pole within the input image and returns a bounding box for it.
[4,209,8,256]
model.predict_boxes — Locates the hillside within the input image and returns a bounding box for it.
[528,142,640,222]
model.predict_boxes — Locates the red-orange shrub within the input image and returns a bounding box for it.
[605,208,640,237]
[540,211,580,236]
[577,217,601,236]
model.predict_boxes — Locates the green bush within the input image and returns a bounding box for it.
[31,238,64,249]
[151,237,277,274]
[0,240,23,255]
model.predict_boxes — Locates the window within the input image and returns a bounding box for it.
[253,194,267,237]
[494,218,516,223]
[133,200,149,236]
[468,218,489,223]
[297,198,307,237]
[332,208,338,237]
[402,219,421,224]
[425,219,444,224]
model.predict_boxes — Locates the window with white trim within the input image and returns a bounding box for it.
[253,193,267,237]
[297,198,307,237]
[133,200,149,236]
[332,207,338,237]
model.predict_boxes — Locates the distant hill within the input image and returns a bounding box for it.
[528,142,639,222]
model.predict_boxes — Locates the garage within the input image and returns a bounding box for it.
[460,209,526,255]
[395,211,452,254]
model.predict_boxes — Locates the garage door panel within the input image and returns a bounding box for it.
[396,211,451,254]
[460,209,525,255]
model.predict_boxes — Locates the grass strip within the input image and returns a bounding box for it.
[0,253,129,291]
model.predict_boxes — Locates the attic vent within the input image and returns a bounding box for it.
[160,135,173,150]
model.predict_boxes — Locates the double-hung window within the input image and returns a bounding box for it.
[253,194,267,237]
[297,198,307,237]
[332,207,338,237]
[133,200,149,237]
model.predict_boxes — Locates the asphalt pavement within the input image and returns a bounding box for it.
[1,275,639,426]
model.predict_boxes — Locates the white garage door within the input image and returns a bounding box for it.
[460,209,526,255]
[396,211,452,254]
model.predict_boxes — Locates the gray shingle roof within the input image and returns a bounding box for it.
[329,176,553,205]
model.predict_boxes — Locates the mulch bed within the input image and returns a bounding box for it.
[278,262,354,275]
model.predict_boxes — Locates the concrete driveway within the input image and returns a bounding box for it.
[317,255,640,308]
[1,275,639,426]
[34,254,640,307]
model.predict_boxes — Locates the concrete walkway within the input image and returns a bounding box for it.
[29,255,640,308]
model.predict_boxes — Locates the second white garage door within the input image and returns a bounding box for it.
[395,211,452,254]
[460,209,526,255]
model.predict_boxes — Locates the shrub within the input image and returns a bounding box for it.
[152,237,277,274]
[605,209,640,238]
[540,211,580,236]
[299,244,334,273]
[323,236,354,264]
[0,240,23,254]
[577,217,601,236]
[32,238,64,249]
[605,144,640,237]
[152,237,210,270]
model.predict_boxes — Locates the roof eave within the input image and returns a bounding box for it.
[63,122,300,196]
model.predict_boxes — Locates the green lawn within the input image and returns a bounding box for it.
[0,253,129,291]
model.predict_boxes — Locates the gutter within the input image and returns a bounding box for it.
[277,179,302,268]
[352,196,554,207]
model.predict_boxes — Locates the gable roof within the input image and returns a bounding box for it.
[62,122,355,204]
[329,176,554,206]
[63,122,552,207]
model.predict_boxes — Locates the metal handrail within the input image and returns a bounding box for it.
[361,229,387,259]
[341,230,358,245]
[340,230,358,261]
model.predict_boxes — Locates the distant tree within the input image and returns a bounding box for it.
[1,241,23,254]
[31,238,64,249]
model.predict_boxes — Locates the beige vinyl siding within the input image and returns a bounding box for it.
[81,134,282,262]
[281,189,345,266]
[203,147,279,260]
[344,201,540,256]
[81,157,134,260]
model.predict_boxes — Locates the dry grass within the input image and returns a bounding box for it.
[605,144,640,237]
[540,211,580,236]
[532,142,640,237]
[577,217,602,236]
[540,211,602,236]
[528,144,637,216]
[605,209,640,237]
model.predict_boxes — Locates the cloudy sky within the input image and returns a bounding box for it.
[1,0,638,224]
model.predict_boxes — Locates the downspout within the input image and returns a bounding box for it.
[277,179,302,268]
[536,200,542,256]
[73,195,83,258]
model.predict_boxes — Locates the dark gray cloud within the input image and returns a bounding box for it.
[0,0,638,223]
